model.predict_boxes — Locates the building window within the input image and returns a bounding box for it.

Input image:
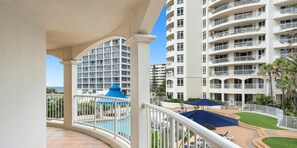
[177,54,184,63]
[177,7,184,16]
[203,0,206,5]
[177,66,184,74]
[203,31,206,40]
[203,43,206,51]
[177,78,184,86]
[203,66,206,74]
[177,43,184,51]
[203,55,206,63]
[177,0,183,4]
[177,92,184,99]
[203,92,206,99]
[177,19,184,28]
[203,19,206,28]
[203,7,206,16]
[203,78,206,86]
[177,31,184,39]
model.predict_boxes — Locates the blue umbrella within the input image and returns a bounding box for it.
[181,110,238,127]
[185,99,223,106]
[97,84,128,105]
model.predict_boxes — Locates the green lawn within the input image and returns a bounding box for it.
[236,112,284,130]
[262,137,297,148]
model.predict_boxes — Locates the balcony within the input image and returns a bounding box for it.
[166,61,174,69]
[210,26,264,42]
[210,12,265,30]
[166,40,174,50]
[210,55,263,66]
[166,0,174,7]
[210,69,259,76]
[275,7,297,20]
[210,0,261,18]
[166,6,174,19]
[166,28,174,40]
[276,37,297,48]
[210,41,266,54]
[166,51,174,59]
[166,17,174,30]
[47,94,239,148]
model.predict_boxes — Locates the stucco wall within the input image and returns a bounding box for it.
[0,0,46,147]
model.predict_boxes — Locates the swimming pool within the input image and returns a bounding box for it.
[87,115,131,139]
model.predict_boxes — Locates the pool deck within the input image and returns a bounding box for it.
[47,127,111,148]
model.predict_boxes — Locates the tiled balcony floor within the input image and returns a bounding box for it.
[47,127,111,148]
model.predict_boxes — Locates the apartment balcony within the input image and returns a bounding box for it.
[274,0,296,5]
[209,0,263,19]
[274,7,297,20]
[166,16,174,30]
[166,0,174,7]
[209,41,266,55]
[209,26,265,43]
[275,22,297,34]
[209,83,265,93]
[210,12,265,31]
[166,28,174,40]
[166,61,174,69]
[209,69,259,77]
[275,37,297,48]
[166,51,174,60]
[166,40,174,50]
[166,6,174,19]
[209,55,265,67]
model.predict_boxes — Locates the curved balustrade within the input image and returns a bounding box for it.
[211,26,262,40]
[74,95,131,144]
[143,103,240,148]
[47,94,64,121]
[280,7,297,14]
[210,69,259,76]
[212,12,263,27]
[211,0,260,15]
[280,22,297,30]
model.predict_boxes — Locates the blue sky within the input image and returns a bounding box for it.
[46,6,167,87]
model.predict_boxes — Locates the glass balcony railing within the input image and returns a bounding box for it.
[280,7,297,14]
[280,22,297,30]
[212,0,260,14]
[213,12,262,27]
[211,26,262,39]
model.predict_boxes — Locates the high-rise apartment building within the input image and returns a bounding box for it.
[166,0,297,104]
[77,38,131,95]
[150,64,166,90]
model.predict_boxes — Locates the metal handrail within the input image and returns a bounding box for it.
[212,0,260,14]
[143,103,240,148]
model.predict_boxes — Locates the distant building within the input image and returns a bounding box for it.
[77,38,131,95]
[150,64,166,91]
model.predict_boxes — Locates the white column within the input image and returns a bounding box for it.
[60,60,80,128]
[242,94,245,111]
[125,34,156,148]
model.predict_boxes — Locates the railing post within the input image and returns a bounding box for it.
[93,97,96,130]
[114,101,117,138]
[170,118,176,148]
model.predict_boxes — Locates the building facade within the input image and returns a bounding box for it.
[150,64,166,90]
[77,38,131,95]
[166,0,297,103]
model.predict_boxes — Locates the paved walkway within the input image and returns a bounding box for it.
[210,109,297,148]
[47,127,111,148]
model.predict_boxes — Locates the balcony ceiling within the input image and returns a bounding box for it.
[7,0,162,51]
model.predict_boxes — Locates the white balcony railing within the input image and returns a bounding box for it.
[210,84,222,88]
[143,103,240,148]
[280,22,297,30]
[47,94,64,121]
[224,84,242,89]
[212,41,264,52]
[234,55,257,61]
[211,0,260,15]
[213,44,229,51]
[74,95,131,143]
[212,58,229,64]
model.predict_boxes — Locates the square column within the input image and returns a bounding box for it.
[125,34,156,148]
[60,60,80,128]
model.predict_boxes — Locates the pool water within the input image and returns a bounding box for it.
[87,116,131,138]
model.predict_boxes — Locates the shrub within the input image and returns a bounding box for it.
[164,98,184,103]
[186,98,200,102]
[204,124,216,130]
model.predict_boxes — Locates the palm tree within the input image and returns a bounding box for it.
[276,75,290,110]
[259,64,274,99]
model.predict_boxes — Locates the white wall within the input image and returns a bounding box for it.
[0,0,46,147]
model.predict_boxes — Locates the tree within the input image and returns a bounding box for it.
[259,64,274,99]
[151,65,157,92]
[47,88,57,94]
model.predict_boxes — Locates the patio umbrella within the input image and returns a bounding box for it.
[181,110,238,127]
[185,99,223,106]
[97,84,128,105]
